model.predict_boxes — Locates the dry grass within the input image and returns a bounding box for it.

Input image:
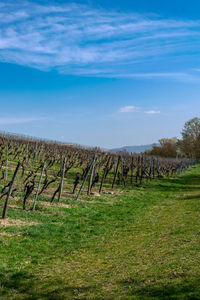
[0,217,40,227]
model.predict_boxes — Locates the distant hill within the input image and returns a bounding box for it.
[111,144,157,154]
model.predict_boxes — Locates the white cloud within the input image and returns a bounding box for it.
[145,110,161,114]
[119,106,140,113]
[119,107,160,114]
[0,117,41,125]
[100,72,200,82]
[0,1,200,80]
[120,72,187,78]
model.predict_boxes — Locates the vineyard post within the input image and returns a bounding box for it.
[31,146,34,167]
[99,167,106,194]
[130,156,134,185]
[32,143,37,168]
[121,161,125,188]
[32,161,46,210]
[144,157,147,183]
[152,158,155,179]
[26,143,29,160]
[156,159,159,178]
[2,162,20,219]
[114,159,117,173]
[140,156,144,184]
[60,152,63,176]
[58,157,66,202]
[149,159,152,181]
[34,143,37,166]
[112,156,120,189]
[136,156,140,183]
[5,143,8,181]
[99,157,111,194]
[75,158,94,201]
[87,154,96,195]
[178,162,183,175]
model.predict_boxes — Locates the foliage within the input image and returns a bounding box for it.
[159,137,178,146]
[179,117,200,158]
[146,137,178,158]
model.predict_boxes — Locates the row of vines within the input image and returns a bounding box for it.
[0,132,195,219]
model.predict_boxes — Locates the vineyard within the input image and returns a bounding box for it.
[0,132,195,219]
[0,132,199,300]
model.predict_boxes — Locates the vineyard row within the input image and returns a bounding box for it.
[0,132,195,219]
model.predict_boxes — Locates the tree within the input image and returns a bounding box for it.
[180,117,200,158]
[146,137,178,158]
[159,137,177,146]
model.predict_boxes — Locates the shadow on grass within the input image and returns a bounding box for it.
[1,270,200,300]
[120,277,200,300]
[0,270,95,300]
[144,171,200,193]
[179,193,200,200]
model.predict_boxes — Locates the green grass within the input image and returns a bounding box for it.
[0,165,200,299]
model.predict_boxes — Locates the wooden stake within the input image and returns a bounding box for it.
[121,161,125,188]
[112,156,120,189]
[2,162,20,219]
[130,156,134,185]
[87,155,96,195]
[32,162,46,210]
[75,158,94,201]
[58,157,66,202]
[99,157,111,194]
[152,158,155,179]
[139,156,144,184]
[5,143,8,181]
[99,167,106,194]
[136,156,140,183]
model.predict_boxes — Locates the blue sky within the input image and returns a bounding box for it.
[0,0,200,148]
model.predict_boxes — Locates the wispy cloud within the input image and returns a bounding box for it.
[0,117,41,125]
[119,106,160,114]
[145,110,161,114]
[0,1,200,80]
[119,106,140,113]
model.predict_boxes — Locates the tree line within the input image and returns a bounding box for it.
[146,117,200,159]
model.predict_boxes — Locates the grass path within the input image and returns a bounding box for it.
[0,165,200,299]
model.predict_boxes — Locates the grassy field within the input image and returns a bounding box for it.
[0,164,200,299]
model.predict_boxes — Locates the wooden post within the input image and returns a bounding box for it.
[26,143,29,161]
[60,152,63,176]
[149,159,152,181]
[32,162,46,210]
[99,157,111,194]
[156,159,159,178]
[2,162,20,219]
[99,167,106,194]
[58,157,66,202]
[34,143,37,166]
[178,162,183,175]
[130,156,134,185]
[121,161,125,188]
[140,156,144,184]
[152,158,155,179]
[143,157,147,182]
[112,156,120,189]
[87,155,96,195]
[32,143,37,168]
[5,143,8,181]
[75,158,94,201]
[136,156,140,183]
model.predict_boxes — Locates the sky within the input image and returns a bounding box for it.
[0,0,200,148]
